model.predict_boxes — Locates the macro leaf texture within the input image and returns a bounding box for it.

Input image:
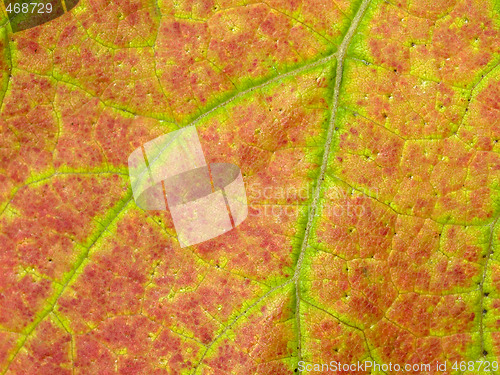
[0,0,500,373]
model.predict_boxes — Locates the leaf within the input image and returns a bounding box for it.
[0,0,499,373]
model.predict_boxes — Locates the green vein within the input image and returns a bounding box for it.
[1,192,133,374]
[191,279,294,375]
[0,24,12,113]
[0,170,129,218]
[291,0,372,370]
[1,35,338,375]
[188,0,374,372]
[185,53,336,128]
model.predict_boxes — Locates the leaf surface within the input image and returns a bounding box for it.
[0,0,500,374]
